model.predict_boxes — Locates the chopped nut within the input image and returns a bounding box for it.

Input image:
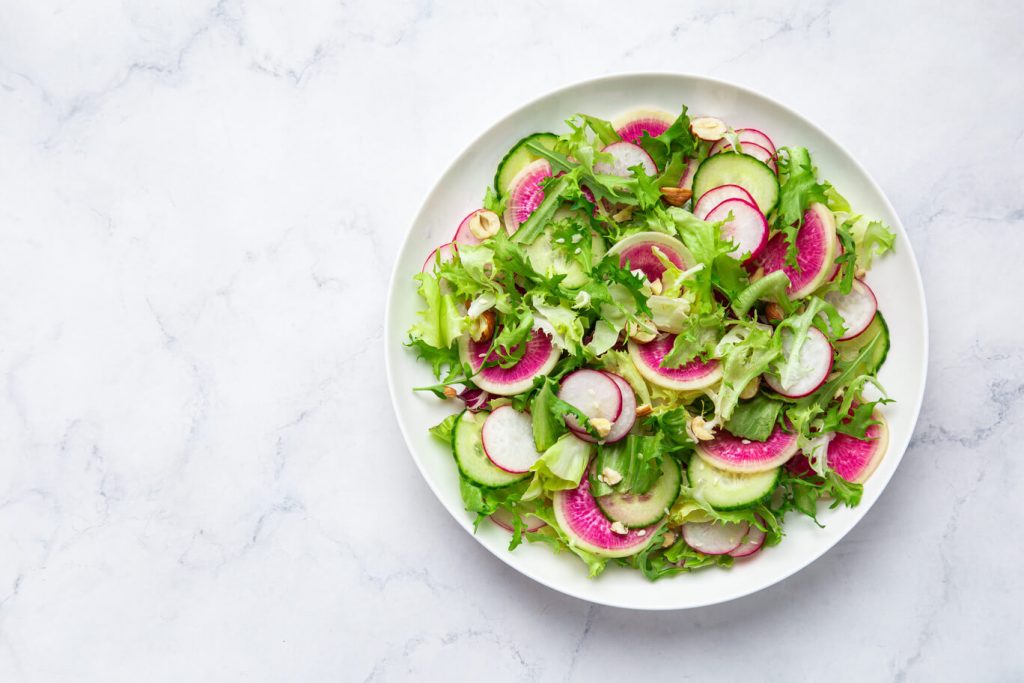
[629,317,657,343]
[765,302,784,322]
[690,116,728,142]
[635,403,653,418]
[660,186,693,207]
[611,206,633,222]
[648,279,663,296]
[468,210,501,240]
[661,531,677,548]
[470,309,495,343]
[855,267,867,279]
[601,467,623,486]
[442,386,458,399]
[740,375,760,400]
[690,415,715,441]
[610,521,629,535]
[637,529,647,537]
[590,417,613,438]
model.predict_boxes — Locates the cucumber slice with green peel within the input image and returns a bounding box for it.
[596,457,682,528]
[453,411,529,487]
[692,152,780,215]
[688,453,779,511]
[495,133,558,197]
[525,229,607,289]
[835,312,890,375]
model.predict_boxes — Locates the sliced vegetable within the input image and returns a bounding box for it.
[825,279,878,341]
[828,411,889,483]
[691,152,780,214]
[558,369,623,434]
[495,133,558,197]
[607,231,695,283]
[695,423,799,474]
[763,327,834,399]
[682,520,748,555]
[754,202,839,299]
[460,329,560,396]
[553,472,661,558]
[704,198,769,261]
[596,456,681,528]
[482,406,542,474]
[453,411,530,487]
[688,453,780,510]
[503,159,552,234]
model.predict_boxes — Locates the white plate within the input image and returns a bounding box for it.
[385,73,928,610]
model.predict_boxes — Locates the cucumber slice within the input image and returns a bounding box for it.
[688,453,779,511]
[453,411,529,487]
[525,226,606,289]
[596,457,682,528]
[495,133,558,198]
[692,152,780,215]
[835,311,890,375]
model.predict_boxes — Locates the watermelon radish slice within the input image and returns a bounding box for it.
[754,203,839,299]
[693,184,757,220]
[573,372,636,443]
[421,242,457,272]
[764,327,834,399]
[482,406,541,473]
[695,423,799,474]
[503,159,551,235]
[729,522,766,558]
[711,140,777,172]
[704,198,769,261]
[607,232,695,283]
[594,141,658,177]
[460,329,560,396]
[558,369,622,434]
[490,506,546,533]
[553,473,659,558]
[828,412,890,483]
[452,210,484,246]
[613,107,676,143]
[737,128,777,155]
[628,335,722,391]
[682,520,749,555]
[824,279,878,341]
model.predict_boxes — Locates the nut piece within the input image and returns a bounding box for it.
[660,186,693,207]
[590,417,613,438]
[470,309,496,343]
[690,116,729,142]
[611,206,633,223]
[690,415,715,441]
[628,317,657,344]
[765,302,784,322]
[442,386,458,399]
[610,521,629,536]
[600,467,623,486]
[468,210,501,240]
[661,530,677,548]
[855,267,867,279]
[635,403,653,418]
[648,279,663,296]
[740,375,760,400]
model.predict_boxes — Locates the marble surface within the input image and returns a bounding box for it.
[1,0,1021,680]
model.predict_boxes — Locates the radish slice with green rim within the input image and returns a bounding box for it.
[594,141,658,177]
[828,411,890,483]
[764,327,834,398]
[421,242,457,272]
[481,406,541,474]
[695,423,799,474]
[704,198,769,261]
[824,279,878,341]
[490,506,546,533]
[460,329,560,396]
[503,159,551,235]
[628,335,722,391]
[558,369,622,434]
[573,372,636,443]
[607,231,695,283]
[754,203,839,299]
[452,210,484,246]
[729,523,766,558]
[553,473,659,558]
[682,520,749,555]
[693,184,757,220]
[613,107,676,143]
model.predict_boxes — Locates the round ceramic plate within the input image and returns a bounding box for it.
[385,73,927,610]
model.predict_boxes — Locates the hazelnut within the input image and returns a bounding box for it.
[740,376,760,400]
[470,309,495,343]
[690,415,715,441]
[690,116,728,142]
[660,187,693,207]
[468,210,501,240]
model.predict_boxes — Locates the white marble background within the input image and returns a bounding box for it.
[0,0,1021,680]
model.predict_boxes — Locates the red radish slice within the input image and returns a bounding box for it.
[503,159,551,235]
[452,210,484,246]
[677,157,698,192]
[558,369,622,434]
[695,424,799,474]
[481,406,541,474]
[824,279,878,341]
[613,107,675,143]
[553,474,659,558]
[729,523,766,558]
[460,329,560,396]
[704,198,769,261]
[421,242,457,272]
[828,412,890,483]
[682,520,749,555]
[594,141,658,177]
[490,506,546,533]
[607,232,695,283]
[764,327,834,398]
[737,128,777,155]
[693,184,757,220]
[754,203,839,299]
[573,372,637,443]
[628,335,722,391]
[710,140,777,172]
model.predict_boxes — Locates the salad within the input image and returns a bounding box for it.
[406,104,896,579]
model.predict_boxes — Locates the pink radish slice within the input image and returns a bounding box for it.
[704,198,769,261]
[737,128,777,155]
[558,369,622,434]
[607,232,695,283]
[677,157,698,191]
[693,184,757,220]
[754,203,839,299]
[462,329,560,396]
[682,520,749,555]
[482,406,541,474]
[824,279,878,341]
[490,507,546,533]
[828,412,890,483]
[710,140,777,172]
[503,159,551,235]
[764,327,834,398]
[573,372,637,443]
[695,423,799,474]
[553,473,659,558]
[421,242,457,272]
[613,107,675,143]
[452,210,484,246]
[594,141,658,177]
[628,335,722,391]
[729,523,767,558]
